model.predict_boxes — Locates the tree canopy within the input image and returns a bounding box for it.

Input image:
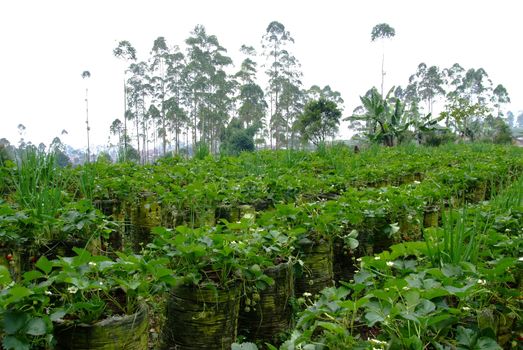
[297,98,341,146]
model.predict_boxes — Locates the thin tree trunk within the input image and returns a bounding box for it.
[176,127,179,154]
[381,41,385,97]
[162,116,166,156]
[123,79,127,162]
[85,87,90,163]
[186,127,189,158]
[192,93,197,156]
[153,122,157,160]
[142,92,147,164]
[135,103,140,163]
[174,119,179,155]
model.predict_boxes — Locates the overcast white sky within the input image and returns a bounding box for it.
[0,0,521,149]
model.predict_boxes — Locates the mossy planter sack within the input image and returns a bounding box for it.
[162,205,214,229]
[295,238,334,297]
[163,283,241,350]
[368,217,393,254]
[332,237,358,285]
[466,180,487,203]
[160,204,185,228]
[130,192,161,252]
[54,303,149,350]
[94,199,124,253]
[215,204,255,225]
[496,312,517,347]
[397,213,422,242]
[252,198,273,212]
[357,216,392,256]
[93,199,120,217]
[475,307,518,348]
[423,205,440,228]
[238,262,294,344]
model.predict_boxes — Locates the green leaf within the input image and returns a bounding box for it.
[22,270,43,282]
[389,241,427,259]
[2,336,30,350]
[25,318,47,336]
[404,290,420,307]
[370,289,395,302]
[490,257,516,276]
[338,299,356,310]
[422,287,450,300]
[3,311,28,334]
[35,256,52,275]
[255,280,270,290]
[404,335,423,349]
[345,237,359,249]
[72,247,92,265]
[5,286,32,304]
[50,309,66,322]
[445,284,474,296]
[153,267,173,278]
[457,326,477,347]
[475,337,502,350]
[0,265,12,285]
[415,299,436,316]
[427,314,457,328]
[442,264,462,277]
[365,311,384,326]
[399,311,419,323]
[384,278,408,290]
[420,278,441,290]
[316,321,347,334]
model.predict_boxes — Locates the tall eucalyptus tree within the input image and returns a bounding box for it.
[184,25,233,153]
[149,36,171,156]
[262,21,302,149]
[492,84,510,117]
[126,61,150,163]
[306,85,344,107]
[441,65,492,139]
[506,111,515,128]
[113,41,137,161]
[456,68,493,105]
[371,23,396,96]
[109,118,123,149]
[165,46,187,154]
[234,45,267,147]
[407,63,445,114]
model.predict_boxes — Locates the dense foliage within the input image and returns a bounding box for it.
[1,144,522,349]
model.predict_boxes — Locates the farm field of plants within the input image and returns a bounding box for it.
[1,143,522,349]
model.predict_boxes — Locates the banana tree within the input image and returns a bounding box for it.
[348,87,409,147]
[406,101,446,144]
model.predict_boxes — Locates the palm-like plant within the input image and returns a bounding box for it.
[349,88,446,146]
[348,87,408,147]
[411,111,446,144]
